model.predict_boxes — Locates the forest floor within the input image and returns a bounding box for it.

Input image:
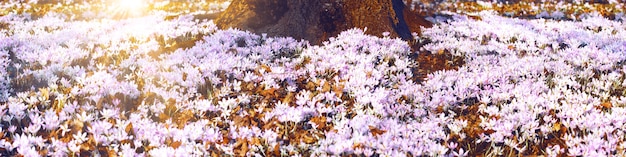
[0,0,625,156]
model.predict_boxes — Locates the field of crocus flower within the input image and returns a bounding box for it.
[1,0,626,156]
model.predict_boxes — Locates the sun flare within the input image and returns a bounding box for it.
[118,0,144,11]
[110,0,148,18]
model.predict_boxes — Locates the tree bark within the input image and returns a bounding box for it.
[215,0,432,44]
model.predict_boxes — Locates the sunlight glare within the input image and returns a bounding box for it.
[119,0,144,10]
[111,0,148,18]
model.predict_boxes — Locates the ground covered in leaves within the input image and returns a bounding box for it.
[0,0,625,156]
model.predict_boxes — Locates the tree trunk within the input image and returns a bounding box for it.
[215,0,432,44]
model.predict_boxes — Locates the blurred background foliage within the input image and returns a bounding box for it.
[1,0,624,21]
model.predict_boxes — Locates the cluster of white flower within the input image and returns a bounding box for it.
[419,11,626,156]
[1,1,626,156]
[0,34,11,102]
